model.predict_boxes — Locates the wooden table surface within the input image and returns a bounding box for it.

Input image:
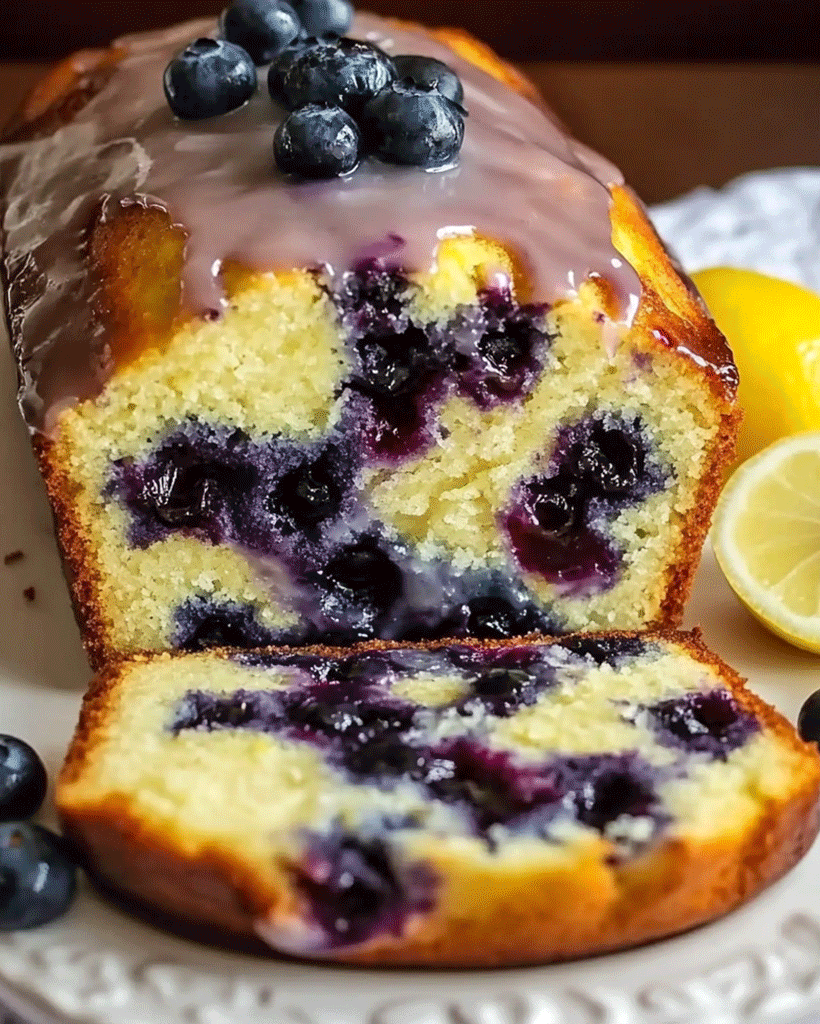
[2,61,819,205]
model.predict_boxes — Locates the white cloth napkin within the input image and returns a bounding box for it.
[3,168,820,1024]
[651,167,820,292]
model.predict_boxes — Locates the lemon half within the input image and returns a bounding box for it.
[712,432,820,652]
[692,268,820,465]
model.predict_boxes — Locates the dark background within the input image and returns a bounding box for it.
[1,1,816,60]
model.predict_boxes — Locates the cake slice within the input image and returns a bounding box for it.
[2,10,738,668]
[57,632,819,967]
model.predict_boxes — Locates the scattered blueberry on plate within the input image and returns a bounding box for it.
[0,823,77,930]
[0,735,47,822]
[220,0,302,65]
[392,54,465,104]
[164,38,258,120]
[274,104,361,178]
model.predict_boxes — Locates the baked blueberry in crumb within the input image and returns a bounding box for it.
[338,264,410,330]
[164,39,257,120]
[309,539,404,641]
[645,690,759,759]
[560,635,648,665]
[454,291,550,408]
[572,424,645,497]
[461,594,550,640]
[505,415,665,594]
[268,450,346,533]
[294,831,433,947]
[174,599,280,652]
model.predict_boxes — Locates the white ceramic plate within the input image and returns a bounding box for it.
[2,326,820,1024]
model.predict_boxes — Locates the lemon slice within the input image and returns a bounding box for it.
[712,432,820,652]
[692,268,820,465]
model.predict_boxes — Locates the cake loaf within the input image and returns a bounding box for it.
[1,9,739,667]
[57,632,820,967]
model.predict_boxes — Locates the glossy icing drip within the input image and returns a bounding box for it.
[1,13,641,431]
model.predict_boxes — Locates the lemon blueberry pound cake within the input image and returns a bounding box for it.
[57,632,820,967]
[2,2,739,667]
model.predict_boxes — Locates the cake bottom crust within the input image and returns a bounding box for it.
[62,784,819,968]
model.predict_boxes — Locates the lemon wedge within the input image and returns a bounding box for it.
[712,432,820,652]
[692,268,820,465]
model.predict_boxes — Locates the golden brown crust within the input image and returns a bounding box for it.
[4,22,739,667]
[58,632,820,967]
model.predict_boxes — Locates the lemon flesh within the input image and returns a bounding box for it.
[692,267,820,465]
[712,432,820,653]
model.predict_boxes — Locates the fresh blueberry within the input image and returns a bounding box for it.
[0,737,47,822]
[282,38,395,114]
[523,476,579,536]
[392,55,464,105]
[353,325,430,397]
[220,0,301,64]
[799,690,820,747]
[0,823,76,930]
[292,0,354,36]
[269,452,345,532]
[360,80,465,168]
[164,38,257,120]
[274,104,360,178]
[572,426,644,497]
[267,36,316,105]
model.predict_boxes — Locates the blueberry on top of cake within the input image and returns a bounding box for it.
[56,633,820,966]
[1,4,739,665]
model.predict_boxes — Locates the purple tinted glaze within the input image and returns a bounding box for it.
[645,690,760,760]
[294,830,436,949]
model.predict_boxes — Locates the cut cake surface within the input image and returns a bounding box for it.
[57,632,820,967]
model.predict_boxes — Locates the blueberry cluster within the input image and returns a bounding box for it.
[0,736,77,930]
[506,417,665,592]
[163,0,467,179]
[173,645,667,841]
